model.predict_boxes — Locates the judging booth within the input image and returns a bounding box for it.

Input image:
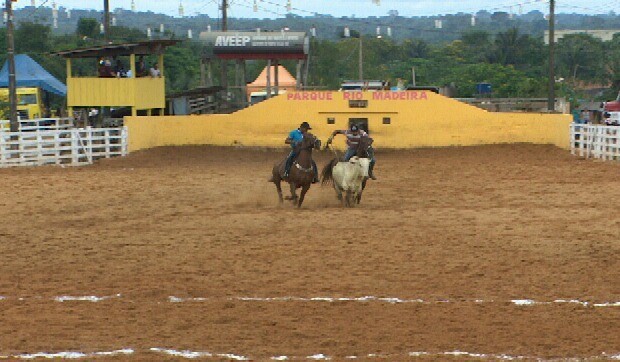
[52,40,179,117]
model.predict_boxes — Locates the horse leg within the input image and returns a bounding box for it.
[297,184,310,208]
[274,179,284,204]
[289,182,298,204]
[284,178,294,200]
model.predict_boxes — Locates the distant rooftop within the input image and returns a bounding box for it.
[544,29,620,44]
[51,40,180,58]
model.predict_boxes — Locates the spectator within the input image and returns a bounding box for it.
[98,59,115,78]
[114,59,127,78]
[88,108,99,126]
[580,109,590,124]
[97,58,107,77]
[149,63,161,78]
[136,56,146,77]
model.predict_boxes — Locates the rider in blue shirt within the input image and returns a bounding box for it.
[284,121,319,183]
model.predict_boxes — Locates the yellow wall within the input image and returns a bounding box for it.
[67,77,165,109]
[124,91,571,152]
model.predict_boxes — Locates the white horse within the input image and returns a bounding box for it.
[321,156,370,207]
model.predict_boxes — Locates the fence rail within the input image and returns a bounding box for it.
[0,118,75,132]
[570,124,620,161]
[0,127,128,167]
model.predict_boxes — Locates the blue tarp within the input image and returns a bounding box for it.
[0,54,66,96]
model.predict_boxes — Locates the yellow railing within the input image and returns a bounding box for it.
[67,77,165,109]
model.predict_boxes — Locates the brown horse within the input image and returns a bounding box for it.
[270,133,321,208]
[321,136,372,204]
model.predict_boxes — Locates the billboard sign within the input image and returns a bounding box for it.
[199,31,308,59]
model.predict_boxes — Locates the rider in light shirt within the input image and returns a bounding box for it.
[326,124,377,180]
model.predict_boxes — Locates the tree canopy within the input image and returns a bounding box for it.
[2,20,618,102]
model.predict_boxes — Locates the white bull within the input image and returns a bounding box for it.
[327,156,370,207]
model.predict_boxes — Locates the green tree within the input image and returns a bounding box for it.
[555,33,605,84]
[163,42,202,92]
[15,22,51,54]
[603,34,620,97]
[492,28,530,65]
[438,63,546,97]
[109,26,147,42]
[308,38,345,88]
[460,30,492,63]
[402,39,430,59]
[76,18,100,39]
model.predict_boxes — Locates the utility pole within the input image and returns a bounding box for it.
[221,0,227,31]
[220,0,228,96]
[6,0,18,133]
[358,36,363,81]
[103,0,110,42]
[548,0,555,112]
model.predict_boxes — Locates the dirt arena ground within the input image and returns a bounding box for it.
[0,144,619,361]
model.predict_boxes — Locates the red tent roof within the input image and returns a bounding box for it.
[248,65,296,87]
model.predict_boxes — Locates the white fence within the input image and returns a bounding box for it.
[570,124,620,161]
[0,118,75,132]
[0,127,128,167]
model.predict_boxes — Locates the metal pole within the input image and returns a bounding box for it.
[274,60,279,96]
[6,0,18,133]
[221,0,227,31]
[200,58,206,87]
[296,60,302,90]
[220,0,228,95]
[103,0,110,42]
[358,36,363,81]
[266,59,271,99]
[241,60,247,107]
[548,0,555,112]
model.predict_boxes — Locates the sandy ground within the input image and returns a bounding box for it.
[0,144,619,361]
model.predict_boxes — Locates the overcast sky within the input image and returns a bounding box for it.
[17,0,618,18]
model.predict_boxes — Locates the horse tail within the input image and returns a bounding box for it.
[321,158,338,185]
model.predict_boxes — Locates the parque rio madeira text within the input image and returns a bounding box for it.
[286,91,429,101]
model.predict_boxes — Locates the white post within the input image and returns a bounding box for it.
[615,128,619,160]
[0,133,5,165]
[86,127,93,163]
[54,131,61,165]
[105,129,111,158]
[571,124,575,155]
[71,129,79,164]
[36,130,43,166]
[122,126,128,156]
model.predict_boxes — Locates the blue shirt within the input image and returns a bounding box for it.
[288,129,304,148]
